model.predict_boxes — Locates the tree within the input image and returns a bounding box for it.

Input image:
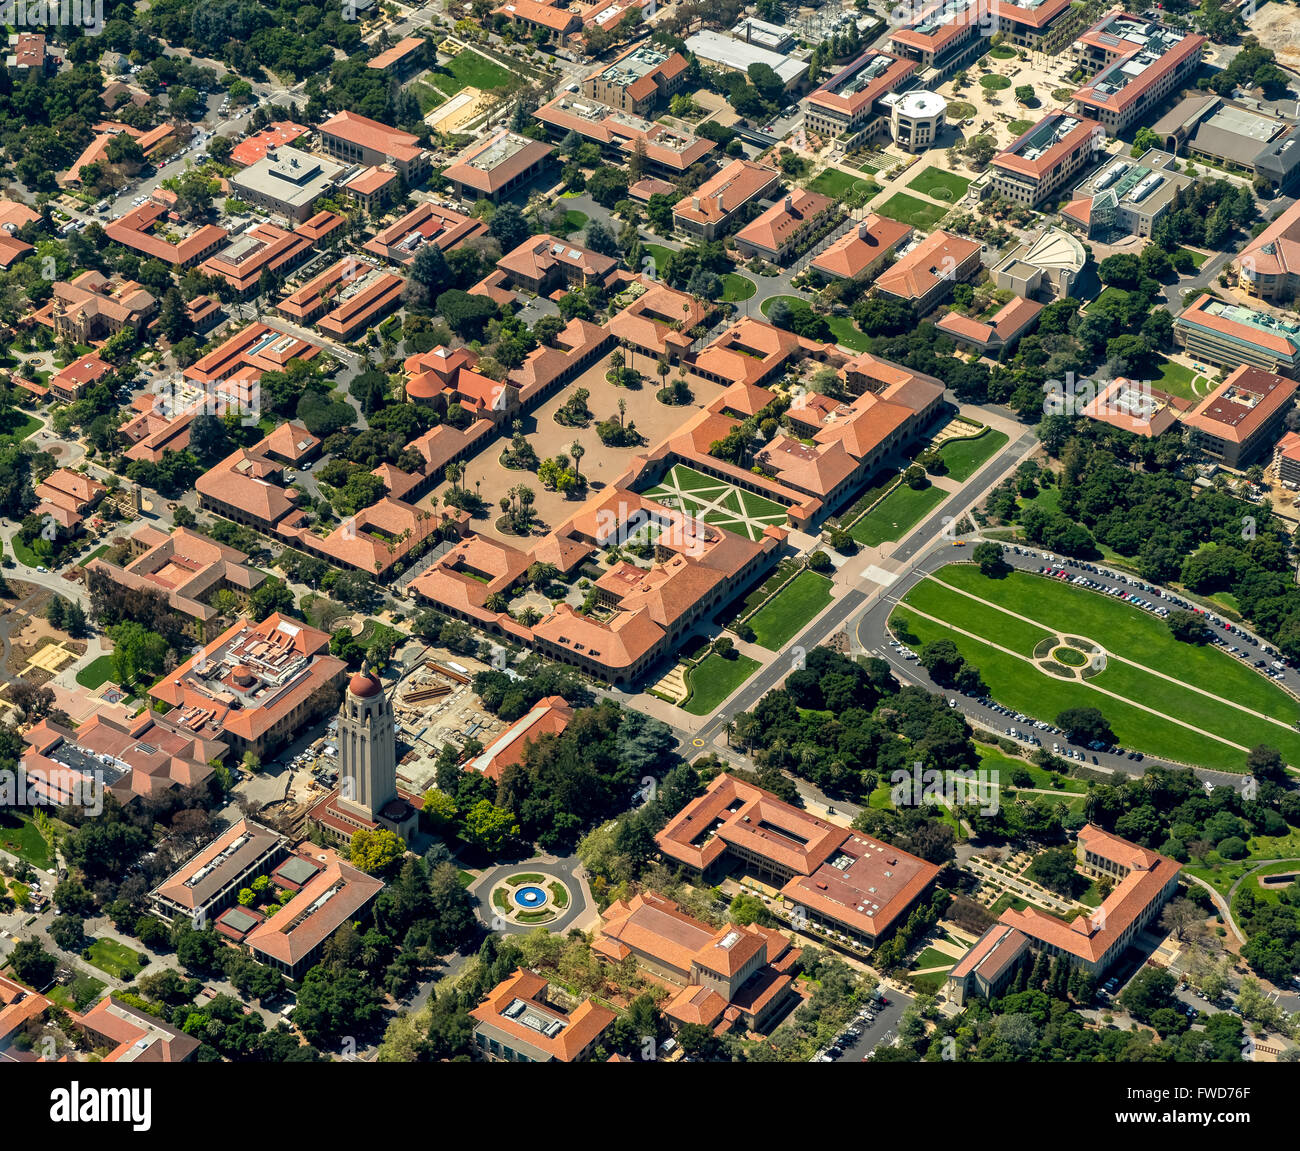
[48,915,87,953]
[461,799,519,855]
[1167,609,1209,644]
[586,167,629,208]
[584,219,617,257]
[8,939,56,988]
[1014,84,1035,104]
[972,541,1008,577]
[488,203,529,252]
[919,639,965,686]
[1027,847,1087,898]
[1245,744,1286,783]
[1056,706,1115,746]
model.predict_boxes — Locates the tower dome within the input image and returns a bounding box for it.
[349,671,382,698]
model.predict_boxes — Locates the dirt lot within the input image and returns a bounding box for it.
[416,349,729,547]
[5,606,88,685]
[1248,4,1300,72]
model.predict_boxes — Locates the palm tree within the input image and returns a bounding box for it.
[618,397,626,427]
[570,440,584,482]
[609,347,625,378]
[446,461,462,494]
[485,592,508,613]
[724,719,735,748]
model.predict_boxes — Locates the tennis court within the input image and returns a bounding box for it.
[643,464,788,541]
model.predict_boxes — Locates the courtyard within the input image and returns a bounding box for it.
[641,463,790,542]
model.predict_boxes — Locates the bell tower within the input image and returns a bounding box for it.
[337,669,396,821]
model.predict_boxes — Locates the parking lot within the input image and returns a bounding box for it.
[817,987,912,1062]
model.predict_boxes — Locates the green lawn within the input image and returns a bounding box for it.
[1007,119,1035,136]
[85,937,147,980]
[975,744,1087,792]
[1175,247,1209,269]
[642,243,675,277]
[75,654,117,690]
[937,428,1009,482]
[563,209,589,235]
[0,409,41,441]
[809,167,861,198]
[505,873,545,884]
[979,74,1011,90]
[430,48,515,96]
[11,533,41,568]
[643,463,788,541]
[457,869,475,888]
[875,193,949,230]
[1152,357,1206,401]
[749,570,834,650]
[989,44,1017,58]
[77,544,109,568]
[720,273,756,302]
[947,101,977,121]
[683,652,760,715]
[912,946,958,970]
[0,811,53,869]
[826,314,871,351]
[893,564,1300,771]
[48,973,106,1012]
[906,167,971,202]
[411,81,446,115]
[849,482,948,546]
[909,969,950,993]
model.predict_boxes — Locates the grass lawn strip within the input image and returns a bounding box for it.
[906,167,971,201]
[683,652,760,715]
[849,483,947,546]
[749,570,834,650]
[899,576,1053,653]
[85,937,146,980]
[876,193,948,230]
[937,428,1010,482]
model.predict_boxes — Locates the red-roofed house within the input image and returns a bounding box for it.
[1181,364,1297,467]
[672,160,780,242]
[875,228,983,312]
[811,214,913,282]
[471,969,615,1061]
[73,997,200,1063]
[656,773,940,945]
[735,189,838,265]
[936,295,1044,355]
[465,695,572,782]
[990,111,1102,206]
[991,824,1181,976]
[317,110,428,182]
[1236,198,1300,304]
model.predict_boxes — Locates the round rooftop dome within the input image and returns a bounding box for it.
[349,672,382,698]
[895,90,946,118]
